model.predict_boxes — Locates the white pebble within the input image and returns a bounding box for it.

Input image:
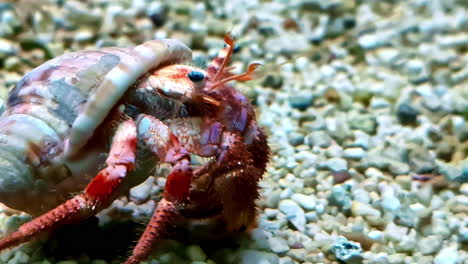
[351,201,381,217]
[268,237,290,254]
[434,247,459,264]
[343,147,366,160]
[291,194,316,211]
[279,199,306,232]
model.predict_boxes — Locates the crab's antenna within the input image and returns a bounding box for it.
[211,33,236,83]
[209,63,262,90]
[198,94,221,106]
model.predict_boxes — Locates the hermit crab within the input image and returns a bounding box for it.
[0,34,269,263]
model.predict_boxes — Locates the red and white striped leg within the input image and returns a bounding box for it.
[0,119,137,251]
[125,115,193,264]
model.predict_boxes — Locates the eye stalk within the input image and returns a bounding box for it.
[188,71,205,82]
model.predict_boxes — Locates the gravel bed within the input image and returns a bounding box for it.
[0,0,467,263]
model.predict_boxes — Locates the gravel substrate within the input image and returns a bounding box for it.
[0,0,467,264]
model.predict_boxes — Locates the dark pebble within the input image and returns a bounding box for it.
[262,74,283,89]
[397,103,420,125]
[289,93,314,110]
[149,13,167,27]
[288,132,305,146]
[343,16,356,29]
[332,170,352,184]
[148,4,168,27]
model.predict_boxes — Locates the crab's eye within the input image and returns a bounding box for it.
[188,71,205,82]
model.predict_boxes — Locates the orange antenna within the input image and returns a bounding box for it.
[199,94,221,106]
[209,63,262,90]
[212,33,236,83]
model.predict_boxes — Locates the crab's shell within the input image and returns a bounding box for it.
[0,40,191,214]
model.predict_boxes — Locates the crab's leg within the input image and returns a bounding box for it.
[171,118,267,231]
[190,127,263,231]
[0,119,137,251]
[209,131,263,231]
[125,115,192,264]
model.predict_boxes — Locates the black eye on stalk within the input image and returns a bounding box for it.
[188,71,205,82]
